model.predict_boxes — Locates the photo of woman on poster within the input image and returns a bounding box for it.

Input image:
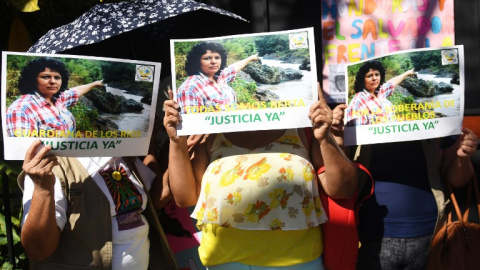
[5,57,103,137]
[170,29,318,136]
[175,41,259,114]
[342,46,464,146]
[345,60,415,126]
[2,52,162,159]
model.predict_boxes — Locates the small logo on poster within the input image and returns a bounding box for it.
[441,49,458,65]
[289,33,308,49]
[136,65,154,82]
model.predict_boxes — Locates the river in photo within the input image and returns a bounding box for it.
[414,74,461,117]
[257,59,314,104]
[101,86,151,136]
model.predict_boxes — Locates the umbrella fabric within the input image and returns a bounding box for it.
[28,0,247,54]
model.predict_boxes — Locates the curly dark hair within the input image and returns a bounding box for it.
[18,57,70,97]
[185,42,228,76]
[353,60,385,93]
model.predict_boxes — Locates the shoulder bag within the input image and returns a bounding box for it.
[427,172,480,270]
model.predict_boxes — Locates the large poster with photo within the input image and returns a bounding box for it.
[170,28,318,136]
[344,45,464,146]
[321,0,455,103]
[1,52,161,160]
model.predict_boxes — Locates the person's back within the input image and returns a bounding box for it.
[354,130,478,270]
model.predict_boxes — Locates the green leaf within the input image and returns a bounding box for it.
[21,0,40,12]
[0,214,6,235]
[1,261,14,270]
[0,236,7,245]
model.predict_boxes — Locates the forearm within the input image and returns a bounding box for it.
[444,156,474,188]
[230,55,258,72]
[144,153,172,210]
[168,139,199,207]
[75,80,103,96]
[318,135,358,199]
[21,187,61,260]
[388,69,413,87]
[331,131,345,149]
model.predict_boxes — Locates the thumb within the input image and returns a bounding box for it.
[168,89,174,100]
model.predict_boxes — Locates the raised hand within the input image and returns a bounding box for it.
[308,83,333,141]
[456,127,478,158]
[22,140,58,189]
[163,89,185,143]
[331,104,347,137]
[406,68,416,76]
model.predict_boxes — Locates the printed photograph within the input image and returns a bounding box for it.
[343,46,464,146]
[4,54,157,138]
[2,52,161,159]
[345,48,461,127]
[326,64,346,103]
[170,28,318,135]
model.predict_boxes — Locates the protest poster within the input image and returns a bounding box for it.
[321,0,455,103]
[170,28,318,136]
[1,52,161,160]
[344,45,464,146]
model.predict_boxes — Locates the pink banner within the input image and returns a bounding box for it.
[321,0,455,103]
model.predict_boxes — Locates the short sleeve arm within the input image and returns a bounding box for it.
[21,176,68,231]
[58,89,79,108]
[218,66,237,84]
[378,81,394,98]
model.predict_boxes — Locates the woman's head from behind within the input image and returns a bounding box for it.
[185,42,228,77]
[18,57,70,97]
[354,60,385,93]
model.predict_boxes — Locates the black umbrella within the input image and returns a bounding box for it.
[25,0,250,155]
[28,0,248,55]
[28,0,250,79]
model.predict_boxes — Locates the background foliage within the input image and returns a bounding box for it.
[0,159,25,270]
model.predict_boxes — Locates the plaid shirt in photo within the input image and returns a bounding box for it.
[176,66,237,113]
[345,81,395,126]
[6,89,79,136]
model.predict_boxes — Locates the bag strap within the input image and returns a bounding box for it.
[464,171,480,222]
[446,171,480,224]
[447,182,464,224]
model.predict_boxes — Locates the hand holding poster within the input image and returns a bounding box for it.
[343,45,464,146]
[1,52,161,160]
[170,28,318,135]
